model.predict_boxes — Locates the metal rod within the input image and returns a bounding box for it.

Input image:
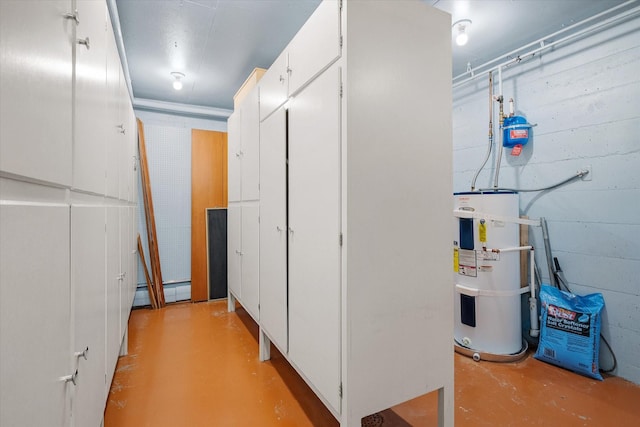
[453,2,640,87]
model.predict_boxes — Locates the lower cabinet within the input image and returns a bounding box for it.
[228,205,260,321]
[71,205,107,427]
[0,202,72,427]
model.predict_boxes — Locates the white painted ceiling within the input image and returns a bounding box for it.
[114,0,633,118]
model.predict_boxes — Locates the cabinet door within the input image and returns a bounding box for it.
[105,19,121,199]
[259,50,288,120]
[1,203,71,427]
[288,67,342,413]
[73,0,107,195]
[240,87,260,202]
[0,0,73,187]
[118,68,132,201]
[71,205,107,427]
[227,206,242,298]
[259,108,288,352]
[105,206,121,387]
[227,112,242,203]
[120,207,132,338]
[241,205,260,321]
[287,0,341,96]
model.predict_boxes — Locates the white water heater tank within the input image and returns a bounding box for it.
[453,192,522,355]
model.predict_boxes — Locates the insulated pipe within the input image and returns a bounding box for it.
[529,249,539,337]
[540,217,558,288]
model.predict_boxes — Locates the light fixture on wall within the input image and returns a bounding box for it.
[453,19,472,46]
[171,72,185,90]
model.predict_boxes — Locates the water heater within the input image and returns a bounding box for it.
[453,192,522,355]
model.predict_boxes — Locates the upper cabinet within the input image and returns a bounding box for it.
[73,0,108,195]
[0,0,73,186]
[259,0,341,121]
[287,0,341,96]
[227,85,260,203]
[259,51,289,120]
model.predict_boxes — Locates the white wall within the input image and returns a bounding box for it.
[133,109,227,306]
[452,16,640,384]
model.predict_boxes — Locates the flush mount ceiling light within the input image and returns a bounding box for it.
[453,19,472,46]
[171,72,185,90]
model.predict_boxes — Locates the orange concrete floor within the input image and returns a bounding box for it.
[105,300,640,426]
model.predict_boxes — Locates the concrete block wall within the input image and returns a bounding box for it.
[452,16,640,383]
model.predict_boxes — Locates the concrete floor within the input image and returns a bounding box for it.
[105,300,640,426]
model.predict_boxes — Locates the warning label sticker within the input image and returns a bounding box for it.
[458,249,477,277]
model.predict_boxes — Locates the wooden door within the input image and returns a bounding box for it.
[259,107,288,353]
[191,129,228,302]
[288,67,342,413]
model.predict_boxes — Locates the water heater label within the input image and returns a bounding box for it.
[458,249,477,277]
[478,250,500,261]
[453,248,460,273]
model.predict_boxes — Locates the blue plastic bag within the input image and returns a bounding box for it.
[534,284,605,380]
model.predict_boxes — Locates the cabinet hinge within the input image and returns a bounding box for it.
[339,35,343,48]
[339,383,343,399]
[339,233,343,246]
[339,83,343,98]
[339,0,343,11]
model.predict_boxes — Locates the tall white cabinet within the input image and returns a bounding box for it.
[227,85,261,322]
[230,1,454,426]
[0,1,137,426]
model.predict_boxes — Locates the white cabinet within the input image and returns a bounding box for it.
[258,0,341,121]
[0,1,137,425]
[247,1,454,426]
[73,0,107,195]
[241,206,260,320]
[288,67,342,414]
[227,112,242,203]
[0,0,73,187]
[0,202,72,427]
[228,82,261,321]
[258,108,288,353]
[259,51,289,120]
[71,205,107,427]
[240,88,260,202]
[287,0,341,95]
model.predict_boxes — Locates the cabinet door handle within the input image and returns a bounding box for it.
[60,369,78,386]
[288,227,294,234]
[77,37,90,50]
[276,226,283,232]
[64,10,79,25]
[279,75,285,83]
[235,250,243,256]
[286,66,292,75]
[74,346,89,361]
[116,124,125,134]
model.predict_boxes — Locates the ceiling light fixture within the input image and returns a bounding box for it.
[453,19,472,46]
[171,72,185,90]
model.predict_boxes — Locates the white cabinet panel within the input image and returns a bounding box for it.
[73,0,107,195]
[105,18,121,199]
[259,108,288,353]
[0,204,71,427]
[71,205,107,427]
[227,112,242,203]
[120,207,131,339]
[287,0,341,96]
[227,206,242,298]
[105,206,121,386]
[259,50,288,120]
[118,68,132,201]
[240,87,260,202]
[288,67,342,414]
[241,205,260,321]
[0,0,73,186]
